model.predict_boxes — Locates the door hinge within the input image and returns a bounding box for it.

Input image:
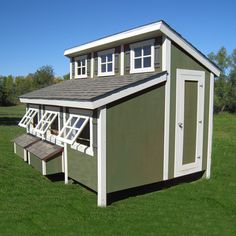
[200,84,203,88]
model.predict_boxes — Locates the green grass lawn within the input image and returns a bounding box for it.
[0,106,235,235]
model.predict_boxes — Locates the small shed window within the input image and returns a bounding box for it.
[75,55,87,78]
[34,111,58,135]
[98,48,115,76]
[57,115,89,145]
[75,121,90,147]
[19,108,39,128]
[130,39,155,73]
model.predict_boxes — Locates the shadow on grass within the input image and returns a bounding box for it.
[43,168,205,205]
[107,171,205,205]
[0,117,21,125]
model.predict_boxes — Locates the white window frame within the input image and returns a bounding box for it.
[130,39,155,74]
[75,55,87,79]
[34,111,58,136]
[98,48,115,77]
[18,108,39,128]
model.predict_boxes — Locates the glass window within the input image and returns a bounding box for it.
[19,108,39,128]
[98,49,115,76]
[130,40,154,73]
[34,111,58,135]
[75,56,87,78]
[57,115,89,145]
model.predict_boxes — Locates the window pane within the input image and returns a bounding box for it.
[81,59,85,66]
[107,63,112,72]
[82,67,86,75]
[134,58,142,68]
[75,118,86,129]
[101,55,106,63]
[101,64,106,72]
[78,68,81,75]
[143,57,151,68]
[134,47,142,57]
[107,54,112,62]
[143,45,151,56]
[76,122,90,146]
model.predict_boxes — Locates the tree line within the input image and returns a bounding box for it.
[0,48,235,113]
[0,65,69,106]
[208,47,236,113]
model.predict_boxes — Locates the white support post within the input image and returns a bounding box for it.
[120,44,124,75]
[162,36,171,180]
[206,73,214,179]
[42,160,46,175]
[91,52,94,78]
[63,107,68,184]
[28,152,31,165]
[70,60,73,80]
[13,143,16,153]
[97,106,107,207]
[23,149,27,162]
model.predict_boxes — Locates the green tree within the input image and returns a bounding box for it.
[63,73,70,80]
[33,65,54,89]
[208,47,236,113]
[1,76,17,105]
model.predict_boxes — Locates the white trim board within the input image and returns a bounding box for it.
[20,73,167,110]
[174,69,205,177]
[64,21,220,76]
[206,73,214,179]
[97,106,107,207]
[162,36,171,180]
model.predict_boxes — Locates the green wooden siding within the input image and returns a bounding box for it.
[46,155,62,175]
[67,146,97,191]
[182,81,198,165]
[169,43,210,178]
[30,153,42,172]
[106,83,165,193]
[15,144,24,160]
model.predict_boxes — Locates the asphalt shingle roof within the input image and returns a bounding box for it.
[13,134,40,148]
[20,71,166,101]
[26,141,63,161]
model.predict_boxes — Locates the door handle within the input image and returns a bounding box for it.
[178,122,183,128]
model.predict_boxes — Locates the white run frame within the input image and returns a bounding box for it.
[57,114,89,145]
[34,111,58,135]
[18,108,39,128]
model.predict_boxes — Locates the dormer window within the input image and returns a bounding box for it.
[98,48,115,76]
[75,55,87,78]
[130,39,155,73]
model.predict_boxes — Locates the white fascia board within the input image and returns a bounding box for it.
[64,22,162,56]
[19,73,167,110]
[160,24,221,76]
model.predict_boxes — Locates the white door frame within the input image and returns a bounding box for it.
[174,69,205,177]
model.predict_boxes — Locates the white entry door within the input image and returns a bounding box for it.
[174,69,205,177]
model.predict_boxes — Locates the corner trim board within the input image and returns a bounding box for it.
[206,73,214,179]
[97,106,107,207]
[162,36,171,180]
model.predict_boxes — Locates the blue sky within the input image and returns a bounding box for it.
[0,0,235,77]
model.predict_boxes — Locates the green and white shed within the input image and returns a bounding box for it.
[14,20,220,206]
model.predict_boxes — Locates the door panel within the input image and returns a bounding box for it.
[174,69,205,177]
[182,81,198,165]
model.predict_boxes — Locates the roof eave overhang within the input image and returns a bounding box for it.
[64,21,220,76]
[20,72,167,110]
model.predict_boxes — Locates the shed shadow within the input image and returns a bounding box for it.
[107,171,205,205]
[0,117,21,125]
